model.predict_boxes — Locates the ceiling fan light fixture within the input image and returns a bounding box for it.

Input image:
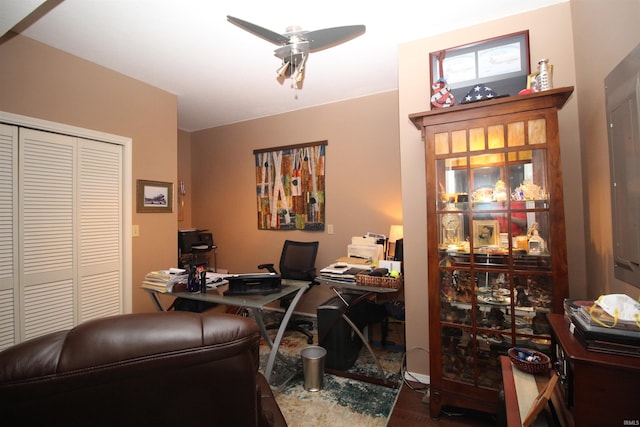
[290,69,302,85]
[227,15,365,89]
[276,61,290,77]
[294,55,307,83]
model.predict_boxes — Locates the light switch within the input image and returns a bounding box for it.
[132,225,139,237]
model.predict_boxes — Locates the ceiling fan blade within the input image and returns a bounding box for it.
[306,25,365,52]
[227,15,289,45]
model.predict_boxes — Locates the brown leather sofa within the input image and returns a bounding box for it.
[0,311,287,426]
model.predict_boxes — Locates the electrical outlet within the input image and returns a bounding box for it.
[327,224,334,234]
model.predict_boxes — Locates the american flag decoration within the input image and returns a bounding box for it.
[461,84,498,104]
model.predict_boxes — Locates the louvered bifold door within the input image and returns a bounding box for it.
[77,138,123,322]
[19,129,76,340]
[0,124,18,350]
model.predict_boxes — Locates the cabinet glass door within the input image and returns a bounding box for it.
[435,132,556,388]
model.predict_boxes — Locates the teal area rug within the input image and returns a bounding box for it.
[258,316,404,427]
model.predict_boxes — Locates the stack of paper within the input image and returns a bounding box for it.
[334,256,371,266]
[319,263,371,282]
[142,269,188,292]
[143,269,231,293]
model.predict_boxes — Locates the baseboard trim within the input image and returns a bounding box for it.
[404,371,430,385]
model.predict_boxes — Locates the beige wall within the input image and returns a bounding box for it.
[188,92,402,312]
[0,34,178,314]
[178,129,193,227]
[398,2,586,375]
[570,0,640,298]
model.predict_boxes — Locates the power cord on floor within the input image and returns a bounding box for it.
[400,346,430,395]
[440,408,467,417]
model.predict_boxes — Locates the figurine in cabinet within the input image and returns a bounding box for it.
[488,307,505,329]
[516,286,532,307]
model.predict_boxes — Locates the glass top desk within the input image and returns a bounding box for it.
[143,278,309,389]
[315,276,401,387]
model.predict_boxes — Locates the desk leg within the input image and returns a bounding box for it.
[264,284,309,387]
[254,309,273,348]
[329,287,388,385]
[144,289,166,312]
[340,313,387,383]
[253,308,293,382]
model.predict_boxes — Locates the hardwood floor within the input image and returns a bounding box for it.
[387,381,498,427]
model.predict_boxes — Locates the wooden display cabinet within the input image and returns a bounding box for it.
[410,87,573,417]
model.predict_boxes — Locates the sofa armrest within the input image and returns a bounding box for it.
[257,372,287,427]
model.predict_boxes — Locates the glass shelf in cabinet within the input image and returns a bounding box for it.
[512,253,552,270]
[440,301,473,326]
[438,251,471,267]
[437,200,469,211]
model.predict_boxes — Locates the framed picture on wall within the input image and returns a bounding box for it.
[136,179,173,213]
[430,31,531,105]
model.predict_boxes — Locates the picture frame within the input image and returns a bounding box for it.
[136,179,173,213]
[523,374,558,427]
[473,220,500,247]
[430,31,530,105]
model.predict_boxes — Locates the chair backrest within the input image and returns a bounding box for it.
[279,240,319,281]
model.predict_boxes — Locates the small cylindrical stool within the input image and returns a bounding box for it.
[300,346,327,392]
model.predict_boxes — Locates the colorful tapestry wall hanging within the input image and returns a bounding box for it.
[254,141,327,231]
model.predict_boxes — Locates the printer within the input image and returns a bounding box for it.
[223,273,282,296]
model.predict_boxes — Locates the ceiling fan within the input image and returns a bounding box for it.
[227,15,365,87]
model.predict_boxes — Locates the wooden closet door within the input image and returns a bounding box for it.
[0,127,126,347]
[77,137,123,322]
[0,124,18,349]
[0,118,127,351]
[19,128,76,340]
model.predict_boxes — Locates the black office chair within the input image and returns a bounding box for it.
[258,240,319,344]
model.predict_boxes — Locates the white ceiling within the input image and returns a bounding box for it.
[4,0,566,131]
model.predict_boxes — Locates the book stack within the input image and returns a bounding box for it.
[568,302,640,357]
[143,269,188,292]
[319,262,372,283]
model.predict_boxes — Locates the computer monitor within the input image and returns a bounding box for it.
[393,238,403,262]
